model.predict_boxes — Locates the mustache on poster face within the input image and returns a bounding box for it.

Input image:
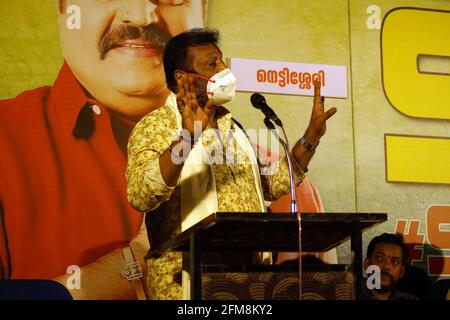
[98,24,172,59]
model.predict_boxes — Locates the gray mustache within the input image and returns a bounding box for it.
[99,24,172,59]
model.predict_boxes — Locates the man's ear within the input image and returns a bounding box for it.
[363,258,369,271]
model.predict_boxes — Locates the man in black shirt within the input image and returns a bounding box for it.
[362,233,418,300]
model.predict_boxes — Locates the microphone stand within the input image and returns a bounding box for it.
[263,117,302,300]
[263,118,297,213]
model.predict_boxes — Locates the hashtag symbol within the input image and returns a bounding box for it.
[395,219,425,264]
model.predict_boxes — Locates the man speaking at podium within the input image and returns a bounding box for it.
[126,28,337,299]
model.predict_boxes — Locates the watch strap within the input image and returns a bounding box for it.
[121,246,146,300]
[300,136,319,151]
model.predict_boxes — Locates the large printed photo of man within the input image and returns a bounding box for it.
[0,0,207,300]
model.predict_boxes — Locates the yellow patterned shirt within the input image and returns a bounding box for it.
[126,96,304,299]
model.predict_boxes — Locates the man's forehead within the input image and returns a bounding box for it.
[373,243,403,258]
[189,44,222,56]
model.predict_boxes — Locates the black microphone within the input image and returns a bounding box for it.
[250,93,283,127]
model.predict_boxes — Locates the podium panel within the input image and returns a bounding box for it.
[161,212,387,300]
[202,271,354,300]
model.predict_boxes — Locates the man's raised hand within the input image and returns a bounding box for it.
[304,80,337,144]
[176,74,215,138]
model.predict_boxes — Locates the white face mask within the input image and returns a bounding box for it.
[187,68,237,105]
[206,68,237,105]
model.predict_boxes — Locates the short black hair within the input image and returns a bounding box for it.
[366,233,408,265]
[163,28,220,92]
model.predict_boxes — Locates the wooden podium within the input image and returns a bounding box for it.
[161,212,387,300]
